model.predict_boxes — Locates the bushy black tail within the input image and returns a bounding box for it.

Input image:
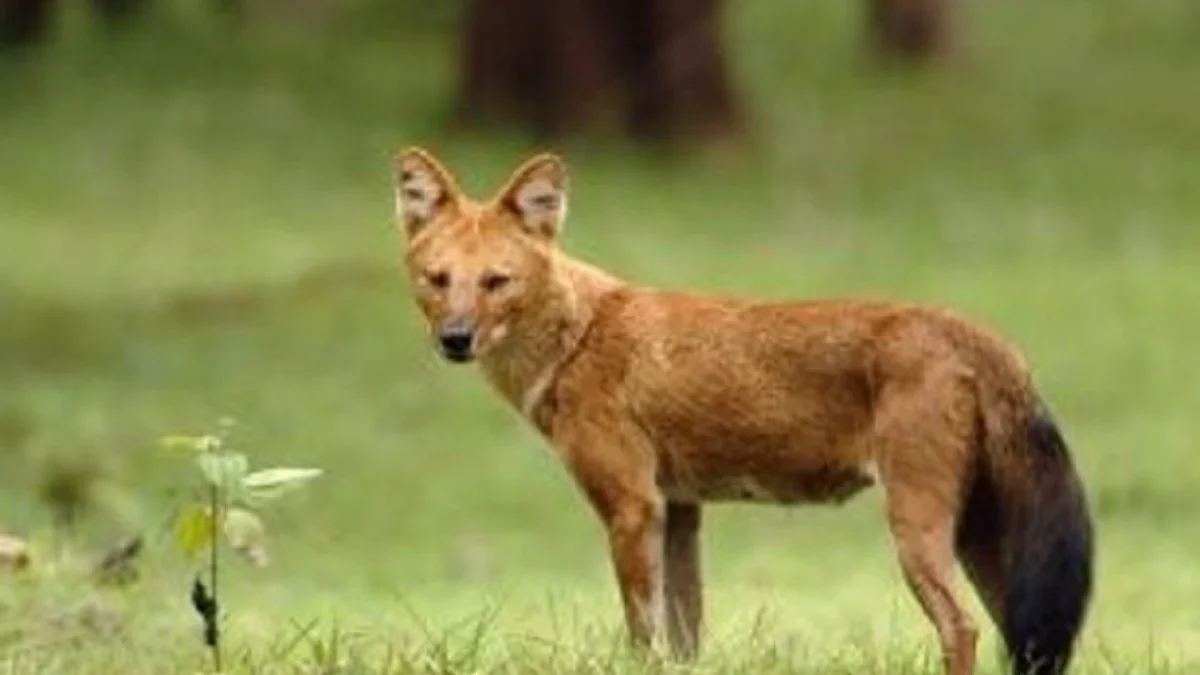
[1002,400,1094,674]
[957,396,1095,675]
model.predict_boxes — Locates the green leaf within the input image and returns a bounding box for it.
[173,504,214,559]
[196,452,249,501]
[243,467,322,489]
[196,452,248,488]
[242,467,322,505]
[222,508,269,567]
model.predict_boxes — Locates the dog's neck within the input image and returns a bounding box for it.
[477,252,624,421]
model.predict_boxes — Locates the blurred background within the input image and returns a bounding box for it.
[0,0,1197,672]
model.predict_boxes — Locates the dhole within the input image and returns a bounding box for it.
[390,148,1094,675]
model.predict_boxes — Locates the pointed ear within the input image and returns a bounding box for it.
[496,153,568,239]
[392,146,462,238]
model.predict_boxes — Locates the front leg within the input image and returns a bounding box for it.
[553,414,667,654]
[604,492,666,651]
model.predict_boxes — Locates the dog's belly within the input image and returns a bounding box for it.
[635,374,878,506]
[654,428,878,506]
[660,463,876,505]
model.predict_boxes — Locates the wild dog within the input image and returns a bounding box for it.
[390,147,1094,675]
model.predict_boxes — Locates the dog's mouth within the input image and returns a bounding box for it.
[439,347,475,364]
[435,322,477,363]
[436,324,508,364]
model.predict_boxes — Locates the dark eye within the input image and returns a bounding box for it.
[481,272,512,292]
[426,270,450,289]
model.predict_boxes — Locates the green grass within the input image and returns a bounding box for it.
[1,0,1199,672]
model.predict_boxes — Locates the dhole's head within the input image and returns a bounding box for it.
[391,147,568,364]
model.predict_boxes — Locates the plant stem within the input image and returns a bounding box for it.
[209,481,222,673]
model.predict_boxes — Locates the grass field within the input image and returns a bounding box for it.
[1,0,1199,672]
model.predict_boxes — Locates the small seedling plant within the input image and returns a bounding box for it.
[162,420,322,673]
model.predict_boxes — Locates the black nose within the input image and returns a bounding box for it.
[438,322,475,362]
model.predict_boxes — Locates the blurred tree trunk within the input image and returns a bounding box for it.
[1,0,148,50]
[0,0,52,49]
[867,0,954,61]
[454,0,743,143]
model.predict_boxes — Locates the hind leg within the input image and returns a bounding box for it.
[888,489,979,675]
[874,370,980,675]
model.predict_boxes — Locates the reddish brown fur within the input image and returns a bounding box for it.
[390,149,1093,675]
